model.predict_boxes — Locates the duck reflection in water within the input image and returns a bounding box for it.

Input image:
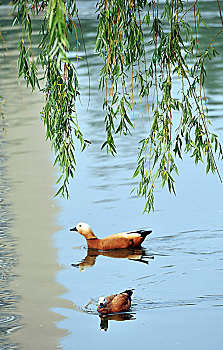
[71,247,154,271]
[99,313,136,332]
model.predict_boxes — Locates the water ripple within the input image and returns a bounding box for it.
[133,294,223,311]
[0,118,20,349]
[0,313,20,325]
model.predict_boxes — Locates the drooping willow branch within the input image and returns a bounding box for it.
[96,0,223,213]
[1,0,223,212]
[13,0,89,197]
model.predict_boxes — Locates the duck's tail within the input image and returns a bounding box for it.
[122,289,134,297]
[127,229,152,238]
[138,229,152,238]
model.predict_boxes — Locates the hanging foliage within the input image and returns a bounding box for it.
[1,0,223,211]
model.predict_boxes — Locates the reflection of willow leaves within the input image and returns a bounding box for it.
[7,0,223,211]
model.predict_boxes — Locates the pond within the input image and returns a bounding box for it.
[0,1,223,349]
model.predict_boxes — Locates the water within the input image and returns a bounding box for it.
[1,1,223,349]
[0,7,68,349]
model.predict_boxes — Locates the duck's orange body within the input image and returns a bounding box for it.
[70,222,152,250]
[97,290,133,314]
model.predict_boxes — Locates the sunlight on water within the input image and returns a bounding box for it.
[0,5,68,350]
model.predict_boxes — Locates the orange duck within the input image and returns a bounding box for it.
[97,290,133,314]
[70,222,152,250]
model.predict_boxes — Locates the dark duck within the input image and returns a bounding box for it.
[97,290,133,314]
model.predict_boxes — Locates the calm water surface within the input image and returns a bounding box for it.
[1,1,223,349]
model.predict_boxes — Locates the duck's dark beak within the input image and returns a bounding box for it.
[70,227,78,232]
[99,303,104,309]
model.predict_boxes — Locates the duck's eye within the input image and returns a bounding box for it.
[79,224,82,227]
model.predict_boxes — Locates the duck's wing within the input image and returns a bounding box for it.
[111,293,131,309]
[106,294,117,304]
[121,229,152,239]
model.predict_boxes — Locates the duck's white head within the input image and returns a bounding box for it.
[70,222,97,240]
[98,296,107,308]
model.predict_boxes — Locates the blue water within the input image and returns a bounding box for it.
[53,2,223,349]
[1,0,223,349]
